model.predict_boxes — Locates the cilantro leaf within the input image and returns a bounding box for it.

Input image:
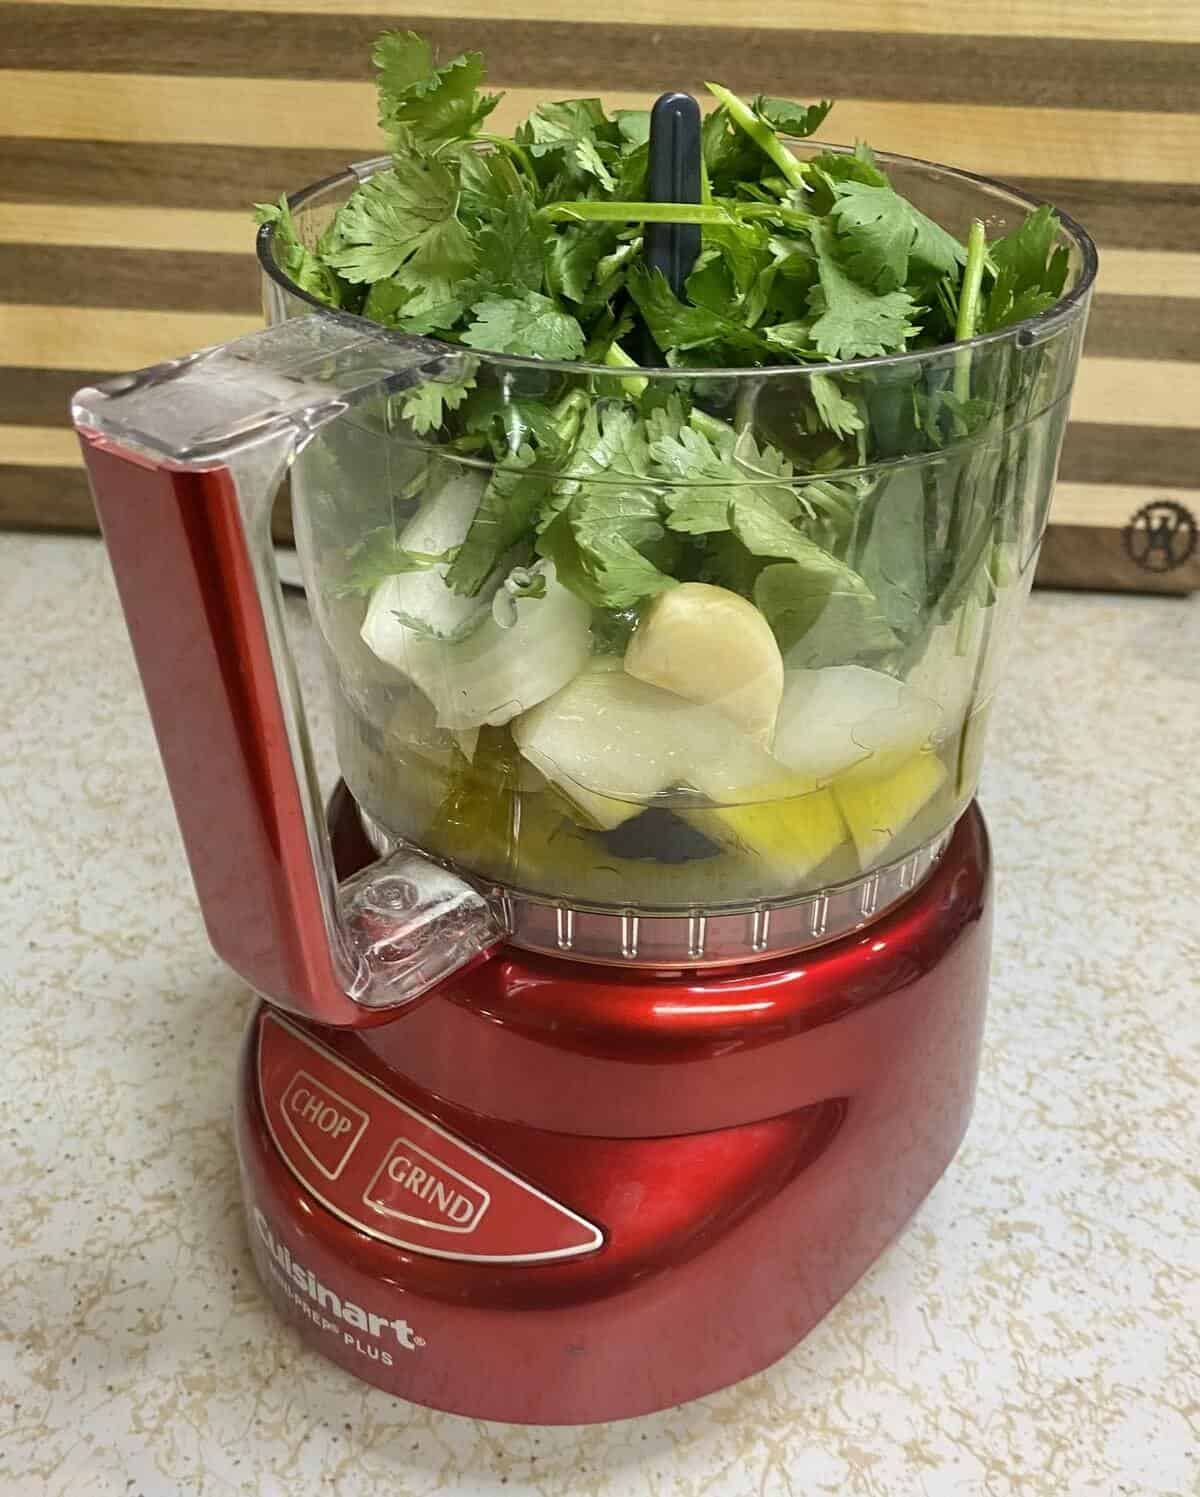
[727,492,819,562]
[829,181,965,293]
[982,204,1069,331]
[805,143,889,212]
[455,146,520,224]
[829,183,914,292]
[254,195,346,307]
[324,158,475,299]
[460,292,586,359]
[336,526,457,597]
[362,277,464,332]
[373,30,499,146]
[547,223,619,304]
[537,502,674,609]
[752,95,832,139]
[627,264,769,358]
[649,417,799,536]
[807,221,921,359]
[530,402,679,608]
[853,472,928,642]
[517,98,618,190]
[754,559,896,664]
[400,371,478,436]
[810,372,864,438]
[472,192,552,296]
[614,110,651,148]
[444,444,548,595]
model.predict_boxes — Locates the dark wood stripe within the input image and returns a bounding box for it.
[0,464,95,531]
[0,462,293,539]
[1059,424,1200,491]
[6,8,1200,112]
[0,368,88,426]
[0,140,355,212]
[1085,296,1200,363]
[1006,178,1200,255]
[1037,522,1199,595]
[0,245,259,314]
[1,141,1194,256]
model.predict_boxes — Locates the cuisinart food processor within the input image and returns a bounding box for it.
[73,138,1094,1423]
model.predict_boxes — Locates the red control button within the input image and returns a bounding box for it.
[279,1069,369,1181]
[258,1012,603,1263]
[364,1138,490,1234]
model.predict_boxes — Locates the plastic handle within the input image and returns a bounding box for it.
[74,317,505,1026]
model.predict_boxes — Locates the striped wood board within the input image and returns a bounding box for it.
[1,0,1197,592]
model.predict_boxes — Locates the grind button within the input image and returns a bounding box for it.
[279,1069,370,1181]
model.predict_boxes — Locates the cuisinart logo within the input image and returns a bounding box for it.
[254,1208,425,1362]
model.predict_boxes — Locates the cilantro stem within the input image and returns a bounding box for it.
[953,218,988,403]
[541,199,811,232]
[690,408,735,444]
[542,200,738,226]
[602,339,649,397]
[704,82,808,191]
[479,132,536,180]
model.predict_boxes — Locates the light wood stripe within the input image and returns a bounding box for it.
[24,0,1197,45]
[3,73,1199,183]
[4,204,1198,303]
[3,305,1196,425]
[0,425,81,467]
[1098,251,1200,301]
[1071,359,1200,431]
[0,203,253,254]
[1051,481,1200,528]
[0,306,259,371]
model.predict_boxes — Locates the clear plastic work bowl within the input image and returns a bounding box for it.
[259,143,1095,915]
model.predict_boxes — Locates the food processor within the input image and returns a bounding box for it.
[73,137,1094,1423]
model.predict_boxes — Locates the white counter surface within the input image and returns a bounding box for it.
[1,534,1196,1496]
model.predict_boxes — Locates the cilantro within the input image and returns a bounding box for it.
[324,158,475,305]
[516,98,619,190]
[807,221,922,359]
[460,292,586,359]
[650,418,799,536]
[254,196,346,307]
[547,223,619,305]
[373,30,499,147]
[752,96,832,139]
[705,83,808,190]
[255,30,1078,691]
[754,559,895,663]
[537,506,675,609]
[444,445,547,595]
[336,527,457,597]
[810,372,864,438]
[472,193,553,296]
[982,204,1069,331]
[628,264,732,352]
[852,472,928,642]
[829,181,964,293]
[401,371,478,436]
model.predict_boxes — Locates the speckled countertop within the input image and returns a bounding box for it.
[1,532,1196,1497]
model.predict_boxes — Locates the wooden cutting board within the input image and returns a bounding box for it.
[1,0,1196,594]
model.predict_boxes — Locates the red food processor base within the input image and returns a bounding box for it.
[235,792,992,1424]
